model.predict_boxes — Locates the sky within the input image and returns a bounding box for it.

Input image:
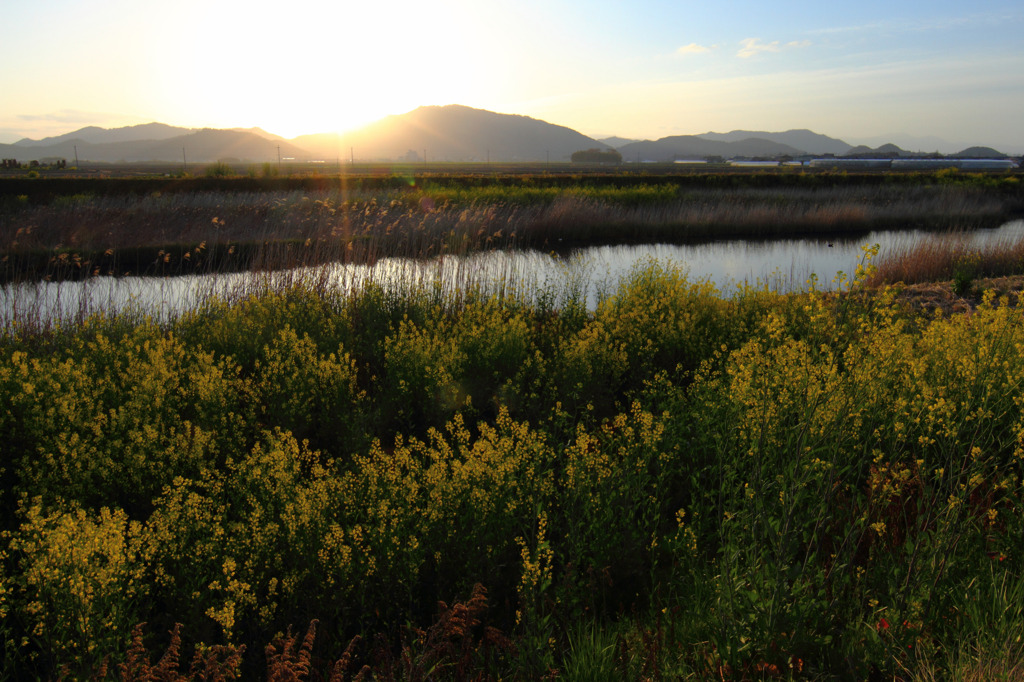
[2,0,1023,152]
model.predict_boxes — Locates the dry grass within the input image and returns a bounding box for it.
[1,182,1017,283]
[120,623,246,681]
[883,274,1024,316]
[908,637,1024,682]
[868,231,1024,286]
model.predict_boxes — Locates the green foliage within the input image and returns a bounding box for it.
[0,323,248,516]
[5,504,148,676]
[257,325,366,454]
[204,162,235,178]
[1,261,1023,678]
[378,315,467,435]
[952,252,980,296]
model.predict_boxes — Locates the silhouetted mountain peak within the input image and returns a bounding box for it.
[696,129,851,155]
[618,134,806,161]
[229,127,286,141]
[15,122,192,147]
[294,104,607,162]
[952,146,1007,159]
[599,136,640,149]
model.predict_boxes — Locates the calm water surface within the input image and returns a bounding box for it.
[4,220,1022,325]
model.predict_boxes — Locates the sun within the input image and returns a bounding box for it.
[146,0,507,138]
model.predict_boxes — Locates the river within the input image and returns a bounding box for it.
[3,220,1022,327]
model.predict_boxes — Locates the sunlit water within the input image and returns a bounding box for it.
[3,220,1022,326]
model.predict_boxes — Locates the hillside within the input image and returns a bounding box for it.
[617,135,805,162]
[599,136,641,149]
[14,122,193,147]
[294,105,609,162]
[952,146,1008,159]
[696,129,851,155]
[0,129,310,164]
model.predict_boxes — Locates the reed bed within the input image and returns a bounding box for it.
[2,180,1019,283]
[868,228,1024,287]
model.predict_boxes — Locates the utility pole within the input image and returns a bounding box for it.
[74,145,79,167]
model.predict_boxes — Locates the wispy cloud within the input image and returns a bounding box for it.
[737,38,811,58]
[677,42,714,55]
[807,11,1023,37]
[17,109,115,124]
[737,38,779,58]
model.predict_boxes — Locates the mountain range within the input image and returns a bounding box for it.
[0,105,1014,164]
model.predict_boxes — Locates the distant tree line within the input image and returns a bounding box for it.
[2,158,67,169]
[571,148,622,164]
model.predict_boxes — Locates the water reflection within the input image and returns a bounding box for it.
[3,220,1022,326]
[460,220,1024,308]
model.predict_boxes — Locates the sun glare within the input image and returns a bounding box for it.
[144,0,503,138]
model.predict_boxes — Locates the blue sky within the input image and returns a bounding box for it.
[2,0,1023,151]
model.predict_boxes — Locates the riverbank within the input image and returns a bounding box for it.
[2,171,1021,283]
[887,274,1024,315]
[1,260,1022,679]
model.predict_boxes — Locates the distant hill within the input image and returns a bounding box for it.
[599,136,641,149]
[696,129,851,156]
[834,142,1004,159]
[842,145,875,157]
[0,128,309,164]
[293,105,609,162]
[1,111,1013,165]
[840,143,910,158]
[850,133,962,155]
[951,146,1008,159]
[874,143,905,156]
[618,135,805,162]
[229,127,287,142]
[135,129,309,163]
[14,122,192,147]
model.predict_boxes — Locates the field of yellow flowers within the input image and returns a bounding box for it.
[1,256,1023,679]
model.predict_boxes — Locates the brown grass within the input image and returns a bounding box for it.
[2,182,1017,283]
[876,275,1024,317]
[867,231,1024,287]
[114,585,511,682]
[120,623,246,681]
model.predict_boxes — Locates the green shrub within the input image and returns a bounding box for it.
[256,325,366,456]
[204,162,235,178]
